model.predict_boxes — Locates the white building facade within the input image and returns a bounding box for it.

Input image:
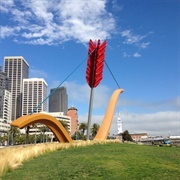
[44,112,71,134]
[0,90,11,136]
[24,112,71,142]
[0,66,12,136]
[0,118,10,136]
[117,112,122,134]
[4,56,29,120]
[22,78,48,115]
[2,90,12,124]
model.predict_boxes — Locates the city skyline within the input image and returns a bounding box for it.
[0,0,179,136]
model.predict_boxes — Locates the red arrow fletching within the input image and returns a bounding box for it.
[86,39,106,88]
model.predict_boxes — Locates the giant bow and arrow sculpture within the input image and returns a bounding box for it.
[86,39,106,139]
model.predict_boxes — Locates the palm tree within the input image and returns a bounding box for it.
[79,122,87,135]
[9,127,20,145]
[38,125,48,143]
[26,126,30,144]
[26,124,37,144]
[91,123,100,138]
[71,131,86,140]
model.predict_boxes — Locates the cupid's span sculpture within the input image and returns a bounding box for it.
[11,88,124,142]
[11,39,124,142]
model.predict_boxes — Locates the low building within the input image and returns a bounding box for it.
[20,112,71,142]
[169,136,180,145]
[116,133,148,142]
[43,112,71,133]
[130,133,148,141]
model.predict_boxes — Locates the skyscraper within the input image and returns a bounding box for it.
[22,78,48,115]
[49,86,68,114]
[0,66,11,135]
[4,56,29,120]
[0,66,11,119]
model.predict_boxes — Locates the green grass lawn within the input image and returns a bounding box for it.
[2,143,180,180]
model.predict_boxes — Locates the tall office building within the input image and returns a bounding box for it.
[22,78,48,115]
[49,86,68,114]
[0,66,10,119]
[4,56,29,120]
[0,66,9,90]
[0,66,11,135]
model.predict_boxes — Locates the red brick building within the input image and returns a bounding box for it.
[67,106,78,136]
[116,133,148,142]
[130,133,148,141]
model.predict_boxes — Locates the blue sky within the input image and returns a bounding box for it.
[0,0,179,136]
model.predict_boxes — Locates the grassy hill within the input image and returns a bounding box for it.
[2,142,180,180]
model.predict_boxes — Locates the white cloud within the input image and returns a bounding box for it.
[65,81,110,109]
[11,9,32,25]
[120,111,179,136]
[120,30,152,58]
[0,0,14,13]
[77,94,180,136]
[50,80,62,89]
[79,111,180,137]
[120,29,150,49]
[121,30,145,44]
[27,1,54,23]
[133,52,141,58]
[123,52,130,58]
[0,0,116,45]
[29,68,48,79]
[0,26,16,38]
[112,0,123,12]
[176,97,180,107]
[140,42,150,49]
[123,51,141,58]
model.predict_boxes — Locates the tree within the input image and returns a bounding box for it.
[38,125,49,143]
[71,131,86,140]
[26,126,30,144]
[122,130,133,141]
[9,127,20,145]
[9,126,20,138]
[79,122,87,135]
[71,122,87,140]
[91,123,100,138]
[26,124,38,144]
